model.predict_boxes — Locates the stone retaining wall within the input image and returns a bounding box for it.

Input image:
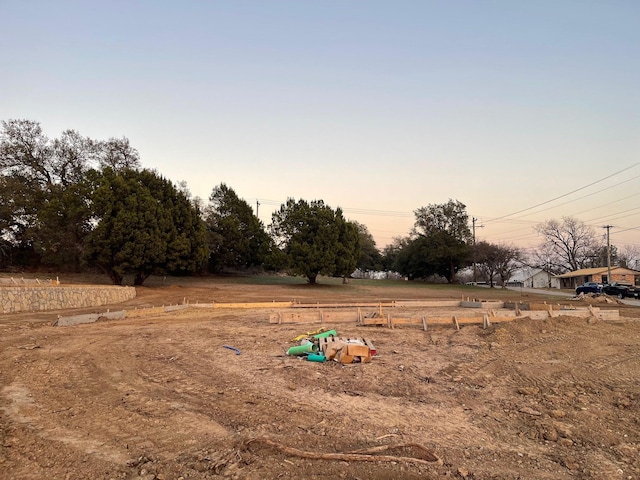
[0,285,136,314]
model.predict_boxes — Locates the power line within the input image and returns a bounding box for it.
[484,162,640,224]
[571,190,640,217]
[252,171,640,226]
[611,224,640,235]
[247,170,640,247]
[500,175,640,222]
[585,207,640,224]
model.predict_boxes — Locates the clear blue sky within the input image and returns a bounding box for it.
[1,1,638,253]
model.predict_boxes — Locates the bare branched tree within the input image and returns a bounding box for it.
[476,241,523,287]
[618,244,640,270]
[533,217,601,273]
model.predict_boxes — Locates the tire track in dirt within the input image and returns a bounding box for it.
[2,299,639,479]
[2,383,127,464]
[2,321,235,469]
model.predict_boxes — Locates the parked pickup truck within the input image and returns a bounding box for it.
[602,282,640,299]
[575,282,602,294]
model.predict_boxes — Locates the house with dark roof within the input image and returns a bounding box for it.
[555,266,640,289]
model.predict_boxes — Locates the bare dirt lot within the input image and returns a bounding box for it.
[1,277,639,479]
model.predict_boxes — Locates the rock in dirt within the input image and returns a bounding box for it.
[517,387,540,396]
[457,466,470,479]
[541,424,558,442]
[549,409,566,418]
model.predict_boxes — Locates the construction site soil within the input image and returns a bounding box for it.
[1,276,639,479]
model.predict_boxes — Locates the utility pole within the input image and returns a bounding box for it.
[603,225,613,284]
[472,217,483,283]
[256,200,260,218]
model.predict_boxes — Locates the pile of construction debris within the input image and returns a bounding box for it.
[286,327,376,364]
[572,292,623,304]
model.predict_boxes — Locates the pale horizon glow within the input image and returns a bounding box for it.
[1,1,638,252]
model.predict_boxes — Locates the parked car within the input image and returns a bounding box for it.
[575,282,602,295]
[602,282,640,299]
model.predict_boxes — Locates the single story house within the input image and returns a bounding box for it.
[555,266,640,289]
[507,268,560,289]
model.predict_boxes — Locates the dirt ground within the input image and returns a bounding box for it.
[1,277,639,479]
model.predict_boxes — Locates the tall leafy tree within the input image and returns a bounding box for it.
[408,199,473,282]
[334,218,360,283]
[395,235,433,279]
[0,119,54,187]
[85,168,208,285]
[381,236,410,273]
[97,137,141,170]
[0,119,140,270]
[34,181,94,271]
[270,199,359,284]
[0,175,39,252]
[0,120,53,261]
[413,199,472,242]
[204,184,269,272]
[353,221,382,272]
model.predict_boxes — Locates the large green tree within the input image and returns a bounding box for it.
[270,199,360,284]
[381,236,410,274]
[334,218,360,283]
[399,199,473,282]
[84,168,208,285]
[204,184,270,272]
[0,119,140,270]
[353,221,382,273]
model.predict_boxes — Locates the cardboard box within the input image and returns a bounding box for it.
[318,337,374,363]
[346,344,371,363]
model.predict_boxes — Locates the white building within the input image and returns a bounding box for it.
[508,267,560,289]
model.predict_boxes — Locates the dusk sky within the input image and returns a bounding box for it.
[2,1,638,253]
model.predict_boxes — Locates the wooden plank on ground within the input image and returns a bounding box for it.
[293,302,396,309]
[360,318,387,326]
[126,306,166,318]
[390,317,423,327]
[598,310,620,320]
[529,303,561,311]
[423,316,460,325]
[489,316,518,323]
[456,316,485,325]
[322,312,359,323]
[214,301,294,309]
[395,300,461,308]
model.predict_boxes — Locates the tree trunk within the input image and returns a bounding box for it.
[134,271,150,286]
[307,274,317,285]
[109,270,123,285]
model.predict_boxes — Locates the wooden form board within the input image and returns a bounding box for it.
[126,306,167,318]
[269,310,359,324]
[212,301,294,309]
[54,296,620,329]
[293,302,396,309]
[394,300,461,308]
[386,315,513,330]
[268,305,619,329]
